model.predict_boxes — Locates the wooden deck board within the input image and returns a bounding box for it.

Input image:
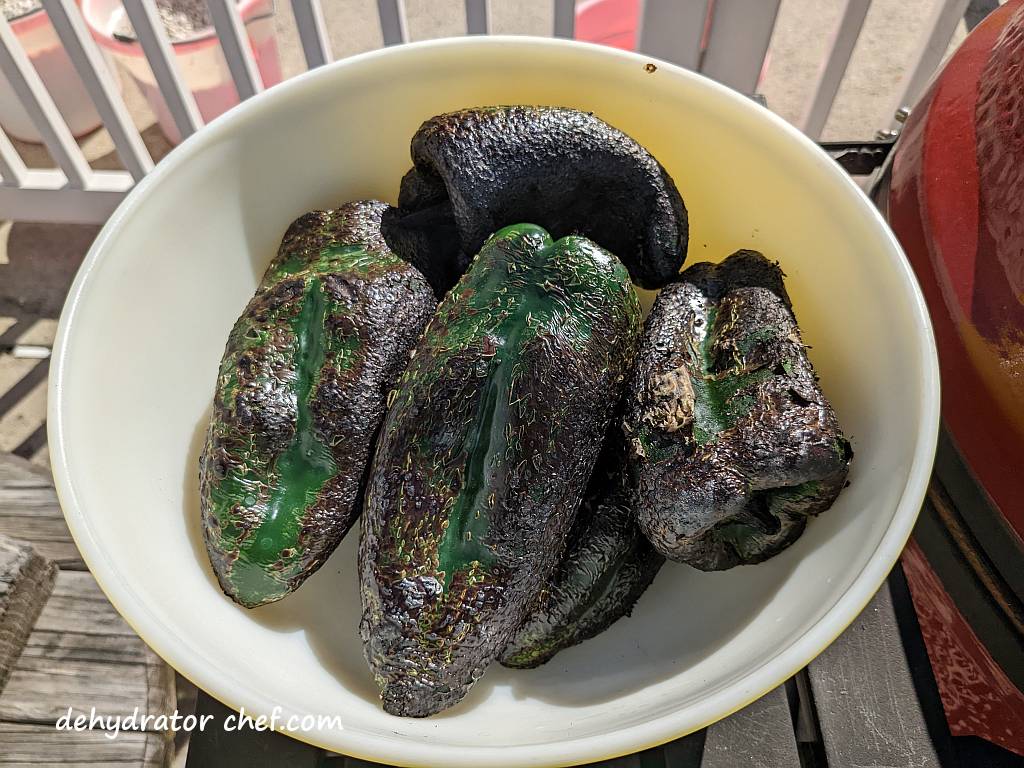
[702,685,800,767]
[0,533,56,690]
[0,721,169,767]
[0,453,85,570]
[807,580,941,767]
[0,453,176,767]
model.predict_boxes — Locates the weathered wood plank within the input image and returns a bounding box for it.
[0,571,175,722]
[807,581,941,767]
[33,570,137,637]
[0,486,69,519]
[0,720,170,766]
[0,654,166,722]
[0,533,56,691]
[0,450,50,485]
[0,453,85,570]
[23,571,143,671]
[0,538,81,571]
[18,628,150,666]
[0,451,180,765]
[701,684,799,767]
[0,530,83,571]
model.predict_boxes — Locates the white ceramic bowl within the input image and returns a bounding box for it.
[50,37,939,768]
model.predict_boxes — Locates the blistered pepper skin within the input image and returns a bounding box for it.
[624,251,853,570]
[200,201,435,608]
[500,464,664,669]
[359,224,641,717]
[380,106,688,296]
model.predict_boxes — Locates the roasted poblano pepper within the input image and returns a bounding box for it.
[381,106,688,296]
[623,250,852,570]
[500,445,664,669]
[359,223,641,717]
[200,201,435,608]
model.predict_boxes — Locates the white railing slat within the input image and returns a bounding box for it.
[0,169,132,223]
[465,0,489,35]
[41,0,153,181]
[700,0,782,94]
[377,0,408,45]
[637,0,710,70]
[0,0,981,223]
[885,0,970,129]
[207,0,263,100]
[553,0,575,38]
[0,14,91,188]
[0,128,27,188]
[800,0,872,139]
[290,0,332,69]
[123,0,202,140]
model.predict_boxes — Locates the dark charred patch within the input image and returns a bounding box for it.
[500,445,664,669]
[624,250,852,570]
[380,106,688,296]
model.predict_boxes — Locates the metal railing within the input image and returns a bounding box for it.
[0,0,971,224]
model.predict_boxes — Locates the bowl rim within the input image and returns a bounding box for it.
[48,34,940,768]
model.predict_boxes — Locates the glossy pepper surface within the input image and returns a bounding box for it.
[200,201,435,608]
[359,223,641,716]
[623,250,852,569]
[500,448,664,669]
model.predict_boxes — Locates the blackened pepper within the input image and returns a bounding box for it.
[624,250,852,570]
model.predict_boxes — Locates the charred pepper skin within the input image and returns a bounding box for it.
[624,250,853,570]
[200,201,436,608]
[380,106,688,296]
[359,223,641,717]
[500,460,664,669]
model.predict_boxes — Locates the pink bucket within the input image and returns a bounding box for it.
[83,0,282,144]
[0,2,104,142]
